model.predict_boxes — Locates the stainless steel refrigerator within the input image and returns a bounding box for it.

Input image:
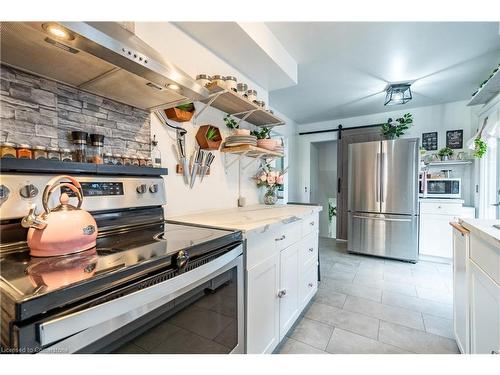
[347,138,419,262]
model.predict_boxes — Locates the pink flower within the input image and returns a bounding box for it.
[259,174,267,182]
[276,175,284,184]
[267,176,276,186]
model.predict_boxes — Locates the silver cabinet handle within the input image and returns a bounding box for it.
[309,221,315,226]
[275,235,286,241]
[308,283,314,287]
[308,247,314,252]
[352,215,411,223]
[277,289,287,298]
[492,350,499,354]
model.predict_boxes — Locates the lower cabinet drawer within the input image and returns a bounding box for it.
[299,263,318,309]
[274,221,302,251]
[300,232,319,267]
[301,213,318,237]
[469,234,500,285]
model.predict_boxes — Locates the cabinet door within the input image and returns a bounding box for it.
[469,260,500,354]
[419,213,454,258]
[279,243,300,340]
[246,253,280,354]
[452,226,469,353]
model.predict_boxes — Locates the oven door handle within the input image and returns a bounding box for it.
[37,245,242,347]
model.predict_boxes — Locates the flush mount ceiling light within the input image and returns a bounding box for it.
[384,83,412,106]
[42,23,74,41]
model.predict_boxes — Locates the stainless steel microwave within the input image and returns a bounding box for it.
[419,178,461,198]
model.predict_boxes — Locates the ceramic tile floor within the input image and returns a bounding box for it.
[278,238,459,354]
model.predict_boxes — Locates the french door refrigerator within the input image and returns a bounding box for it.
[347,138,419,262]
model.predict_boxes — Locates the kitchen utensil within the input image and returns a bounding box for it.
[190,148,204,188]
[200,152,215,182]
[21,175,98,257]
[176,130,190,185]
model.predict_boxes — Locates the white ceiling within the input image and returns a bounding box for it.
[265,22,500,124]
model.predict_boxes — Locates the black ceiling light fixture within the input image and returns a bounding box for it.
[384,83,412,106]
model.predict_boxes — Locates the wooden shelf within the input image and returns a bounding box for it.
[197,83,285,127]
[221,144,284,158]
[468,68,500,106]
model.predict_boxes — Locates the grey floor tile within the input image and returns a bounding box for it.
[278,337,327,354]
[326,328,410,354]
[213,319,238,350]
[288,317,334,350]
[133,321,182,352]
[331,261,359,273]
[423,314,454,339]
[113,342,148,354]
[416,286,453,304]
[322,268,356,282]
[354,275,417,297]
[322,279,383,302]
[169,305,233,340]
[378,321,459,354]
[382,291,453,319]
[150,327,229,354]
[305,302,380,339]
[313,287,347,308]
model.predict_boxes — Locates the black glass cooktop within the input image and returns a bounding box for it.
[0,222,241,320]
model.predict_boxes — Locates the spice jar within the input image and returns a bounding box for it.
[61,148,73,162]
[145,157,153,167]
[88,134,104,164]
[113,154,123,165]
[131,156,139,166]
[71,131,88,163]
[196,74,211,87]
[1,142,18,158]
[122,155,131,166]
[138,157,146,167]
[33,146,48,160]
[246,89,257,102]
[211,75,226,88]
[225,76,237,91]
[47,147,61,161]
[236,83,248,96]
[16,144,32,159]
[103,152,113,165]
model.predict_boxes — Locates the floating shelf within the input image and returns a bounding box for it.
[196,83,285,127]
[426,160,473,167]
[220,144,284,171]
[468,68,500,106]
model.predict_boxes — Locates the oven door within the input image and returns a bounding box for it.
[19,244,244,354]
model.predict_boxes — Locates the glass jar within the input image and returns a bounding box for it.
[33,146,48,160]
[16,144,32,159]
[236,83,248,96]
[88,134,104,164]
[138,157,146,167]
[196,74,211,87]
[113,154,123,166]
[246,89,257,102]
[225,76,237,91]
[1,142,18,158]
[103,152,113,165]
[71,131,88,163]
[131,156,139,166]
[145,157,153,167]
[61,148,73,162]
[211,75,226,88]
[123,155,131,166]
[254,100,266,108]
[47,147,61,161]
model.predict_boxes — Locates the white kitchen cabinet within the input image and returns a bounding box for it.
[278,243,300,340]
[420,201,475,259]
[469,260,500,354]
[246,252,280,354]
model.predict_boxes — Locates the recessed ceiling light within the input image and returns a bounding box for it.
[167,84,180,91]
[42,23,74,41]
[385,83,412,106]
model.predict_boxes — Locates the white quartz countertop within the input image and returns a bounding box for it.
[169,204,322,233]
[459,218,500,247]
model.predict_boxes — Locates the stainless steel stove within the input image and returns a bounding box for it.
[0,172,244,354]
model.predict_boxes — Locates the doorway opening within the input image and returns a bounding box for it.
[310,141,338,239]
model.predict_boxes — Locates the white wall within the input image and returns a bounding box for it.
[135,22,296,217]
[290,100,476,204]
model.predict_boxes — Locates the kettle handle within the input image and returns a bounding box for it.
[42,175,83,214]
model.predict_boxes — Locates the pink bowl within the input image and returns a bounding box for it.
[257,139,277,150]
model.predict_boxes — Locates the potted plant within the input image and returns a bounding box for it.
[251,127,276,150]
[381,113,413,139]
[223,114,250,136]
[473,138,487,158]
[164,103,195,122]
[195,125,222,150]
[254,164,287,205]
[437,146,454,161]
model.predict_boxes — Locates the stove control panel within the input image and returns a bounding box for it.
[62,182,124,197]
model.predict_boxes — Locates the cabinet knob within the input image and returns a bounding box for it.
[308,283,314,287]
[275,235,286,241]
[492,350,499,354]
[277,289,287,298]
[310,221,315,226]
[308,247,314,252]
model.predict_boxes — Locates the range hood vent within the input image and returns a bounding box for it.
[0,22,208,110]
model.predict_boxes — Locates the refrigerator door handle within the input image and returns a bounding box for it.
[376,153,380,203]
[380,152,385,203]
[352,215,412,223]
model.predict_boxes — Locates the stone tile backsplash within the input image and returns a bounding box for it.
[0,64,151,158]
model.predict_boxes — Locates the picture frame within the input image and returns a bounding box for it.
[446,129,463,149]
[422,132,438,151]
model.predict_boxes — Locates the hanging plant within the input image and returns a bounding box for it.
[381,113,413,139]
[473,138,487,158]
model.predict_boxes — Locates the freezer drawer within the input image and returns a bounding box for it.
[348,212,418,262]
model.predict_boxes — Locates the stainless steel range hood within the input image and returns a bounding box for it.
[0,22,209,110]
